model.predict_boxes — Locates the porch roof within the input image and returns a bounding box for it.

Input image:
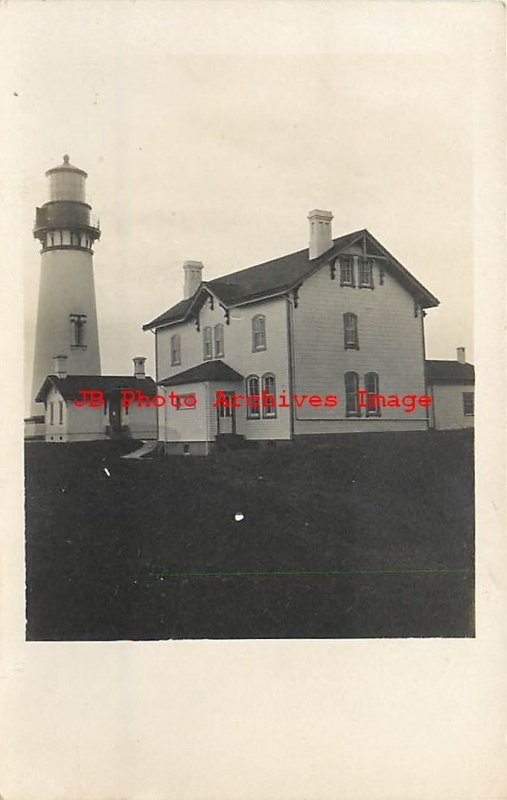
[159,360,244,387]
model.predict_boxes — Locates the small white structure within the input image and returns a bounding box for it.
[426,348,475,430]
[35,357,157,443]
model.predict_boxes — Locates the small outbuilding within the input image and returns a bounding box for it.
[426,348,474,430]
[35,356,157,442]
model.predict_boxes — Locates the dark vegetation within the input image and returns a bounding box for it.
[25,430,474,640]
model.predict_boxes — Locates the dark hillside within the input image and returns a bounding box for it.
[25,430,474,640]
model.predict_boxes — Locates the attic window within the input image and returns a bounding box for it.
[340,257,354,287]
[358,258,374,288]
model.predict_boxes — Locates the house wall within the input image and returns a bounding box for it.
[428,383,474,430]
[158,382,209,451]
[291,244,429,434]
[156,295,292,442]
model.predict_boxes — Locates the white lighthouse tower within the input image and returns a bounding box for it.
[30,155,102,414]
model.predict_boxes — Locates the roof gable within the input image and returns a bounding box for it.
[143,229,439,331]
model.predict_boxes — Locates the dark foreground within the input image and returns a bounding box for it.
[25,430,474,640]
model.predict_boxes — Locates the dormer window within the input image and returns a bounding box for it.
[358,257,374,288]
[252,314,266,352]
[70,314,87,347]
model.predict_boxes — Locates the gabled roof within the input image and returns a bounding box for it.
[35,375,158,403]
[425,360,475,385]
[159,360,243,387]
[143,229,439,331]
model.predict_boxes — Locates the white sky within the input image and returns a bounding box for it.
[4,2,473,409]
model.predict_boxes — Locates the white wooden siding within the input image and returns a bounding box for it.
[156,295,292,441]
[292,246,428,434]
[429,384,474,430]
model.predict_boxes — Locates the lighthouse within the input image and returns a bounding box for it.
[30,155,102,414]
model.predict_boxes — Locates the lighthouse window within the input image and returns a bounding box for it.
[70,314,87,347]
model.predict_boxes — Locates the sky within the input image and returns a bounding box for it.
[2,2,474,411]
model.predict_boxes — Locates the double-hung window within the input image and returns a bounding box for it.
[463,392,474,416]
[261,373,277,419]
[358,257,374,288]
[343,312,359,350]
[252,315,266,352]
[340,256,354,287]
[246,375,260,419]
[171,334,181,366]
[364,372,381,417]
[203,326,213,360]
[345,372,360,417]
[214,324,224,358]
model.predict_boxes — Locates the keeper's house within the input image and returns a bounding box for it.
[426,348,475,430]
[143,210,440,455]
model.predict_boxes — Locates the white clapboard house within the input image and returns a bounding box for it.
[143,210,440,454]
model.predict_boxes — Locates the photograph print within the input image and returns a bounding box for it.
[22,7,475,641]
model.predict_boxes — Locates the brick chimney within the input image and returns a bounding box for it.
[183,260,203,299]
[133,356,146,379]
[456,347,466,364]
[308,209,333,260]
[53,354,68,378]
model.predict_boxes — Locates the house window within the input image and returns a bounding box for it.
[246,374,260,419]
[345,372,360,417]
[171,334,181,366]
[463,392,474,416]
[70,314,87,347]
[49,402,54,425]
[358,257,374,288]
[214,324,224,358]
[262,373,277,419]
[340,257,355,287]
[203,326,213,360]
[343,312,359,350]
[58,400,64,424]
[364,372,381,417]
[176,393,196,410]
[252,314,266,352]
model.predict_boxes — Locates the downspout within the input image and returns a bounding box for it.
[420,305,430,430]
[285,296,296,440]
[151,329,160,444]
